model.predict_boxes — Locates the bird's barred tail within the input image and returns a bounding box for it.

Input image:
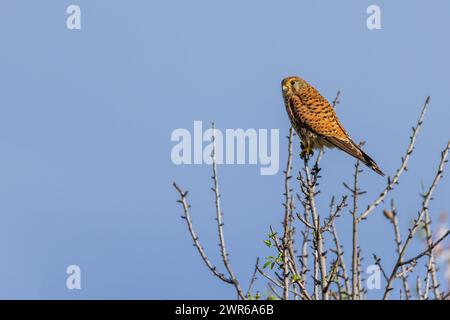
[325,136,384,176]
[358,147,385,176]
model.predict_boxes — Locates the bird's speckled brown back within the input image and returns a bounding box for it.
[290,83,348,139]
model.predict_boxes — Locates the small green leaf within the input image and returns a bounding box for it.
[292,274,302,282]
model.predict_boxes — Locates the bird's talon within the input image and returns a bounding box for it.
[300,146,314,160]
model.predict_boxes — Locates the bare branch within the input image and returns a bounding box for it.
[282,127,295,300]
[394,265,415,279]
[372,254,389,282]
[297,213,315,230]
[383,140,450,299]
[322,259,340,297]
[442,291,450,300]
[300,151,329,299]
[399,230,450,267]
[322,196,348,233]
[268,283,283,300]
[256,264,307,299]
[331,223,351,296]
[211,123,246,300]
[246,257,260,298]
[268,226,311,300]
[173,182,232,284]
[299,211,311,283]
[332,90,341,108]
[421,207,442,299]
[359,97,431,221]
[383,200,412,299]
[416,276,424,300]
[349,158,363,300]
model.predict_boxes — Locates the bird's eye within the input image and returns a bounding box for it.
[290,80,295,86]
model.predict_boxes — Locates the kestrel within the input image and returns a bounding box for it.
[281,76,384,176]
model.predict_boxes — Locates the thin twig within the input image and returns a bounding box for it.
[282,128,294,300]
[383,141,450,299]
[416,276,424,300]
[300,211,310,284]
[268,226,310,300]
[349,158,363,300]
[387,200,412,299]
[399,230,450,267]
[442,291,450,300]
[421,207,442,299]
[246,257,260,298]
[332,90,341,108]
[331,223,351,296]
[300,151,328,299]
[372,254,389,282]
[322,196,348,233]
[268,283,283,300]
[173,182,232,284]
[211,123,246,300]
[359,97,431,222]
[297,213,315,230]
[256,265,305,299]
[395,226,412,299]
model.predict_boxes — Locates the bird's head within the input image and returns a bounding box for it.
[282,76,307,93]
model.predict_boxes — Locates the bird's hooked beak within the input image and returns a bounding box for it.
[282,81,289,93]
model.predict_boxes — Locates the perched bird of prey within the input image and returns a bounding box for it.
[281,76,384,176]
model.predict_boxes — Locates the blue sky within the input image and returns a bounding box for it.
[0,1,449,299]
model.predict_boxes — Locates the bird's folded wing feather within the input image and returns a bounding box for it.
[289,86,348,140]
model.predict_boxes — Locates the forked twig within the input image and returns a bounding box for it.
[173,182,232,284]
[359,97,430,222]
[383,141,450,299]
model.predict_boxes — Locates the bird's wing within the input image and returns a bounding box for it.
[288,85,348,139]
